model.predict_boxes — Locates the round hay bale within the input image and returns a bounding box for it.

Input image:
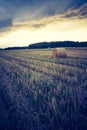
[52,48,67,58]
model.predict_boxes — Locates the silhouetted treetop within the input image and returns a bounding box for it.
[28,41,87,49]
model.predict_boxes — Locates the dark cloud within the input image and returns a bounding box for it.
[70,0,87,8]
[0,0,87,29]
[63,4,87,19]
[0,18,12,29]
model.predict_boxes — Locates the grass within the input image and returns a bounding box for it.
[0,48,87,130]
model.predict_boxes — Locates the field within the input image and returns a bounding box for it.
[0,48,87,130]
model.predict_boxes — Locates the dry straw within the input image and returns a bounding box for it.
[52,48,67,58]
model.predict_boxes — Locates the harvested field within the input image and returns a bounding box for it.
[0,48,87,130]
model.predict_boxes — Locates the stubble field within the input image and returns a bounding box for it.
[0,48,87,130]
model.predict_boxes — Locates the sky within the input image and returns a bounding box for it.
[0,0,87,48]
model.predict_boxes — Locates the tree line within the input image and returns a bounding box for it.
[0,41,87,50]
[28,41,87,49]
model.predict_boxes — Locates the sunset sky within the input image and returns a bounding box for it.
[0,0,87,48]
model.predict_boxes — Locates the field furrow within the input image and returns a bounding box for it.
[0,49,87,130]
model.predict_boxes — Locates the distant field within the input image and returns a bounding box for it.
[66,47,87,58]
[0,48,87,130]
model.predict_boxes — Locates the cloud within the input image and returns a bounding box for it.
[70,0,87,8]
[12,3,87,31]
[0,18,12,29]
[63,3,87,19]
[0,12,87,38]
[0,0,87,36]
[0,0,87,48]
[0,0,87,27]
